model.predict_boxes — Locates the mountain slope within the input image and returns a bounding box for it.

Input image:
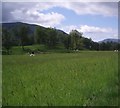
[99,38,120,43]
[2,22,68,36]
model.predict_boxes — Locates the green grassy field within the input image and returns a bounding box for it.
[2,51,118,106]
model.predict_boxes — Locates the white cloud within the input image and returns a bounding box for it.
[2,2,118,25]
[59,25,78,34]
[37,2,118,17]
[79,25,114,33]
[68,2,118,17]
[2,2,118,41]
[59,25,115,33]
[80,25,118,41]
[10,8,65,27]
[2,2,65,27]
[59,25,118,41]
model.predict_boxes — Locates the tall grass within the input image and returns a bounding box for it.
[2,51,118,106]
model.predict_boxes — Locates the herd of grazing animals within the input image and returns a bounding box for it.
[27,50,119,56]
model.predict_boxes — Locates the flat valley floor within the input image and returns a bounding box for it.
[2,51,119,106]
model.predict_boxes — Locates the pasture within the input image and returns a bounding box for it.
[2,51,118,106]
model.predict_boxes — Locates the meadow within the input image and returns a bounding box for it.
[2,51,118,106]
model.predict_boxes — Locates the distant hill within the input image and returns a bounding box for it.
[2,22,119,44]
[2,22,38,37]
[2,22,68,37]
[2,22,70,46]
[98,38,120,43]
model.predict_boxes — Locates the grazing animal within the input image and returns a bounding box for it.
[29,51,35,56]
[114,50,118,52]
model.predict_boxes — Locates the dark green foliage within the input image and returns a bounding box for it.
[19,25,29,50]
[91,42,99,51]
[83,38,92,49]
[69,30,83,50]
[35,26,47,44]
[63,35,71,49]
[2,28,13,54]
[46,28,58,48]
[35,27,58,48]
[99,42,119,51]
[2,22,120,53]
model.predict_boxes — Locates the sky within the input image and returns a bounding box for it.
[2,2,118,42]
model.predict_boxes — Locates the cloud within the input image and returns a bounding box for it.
[79,25,118,41]
[2,2,65,27]
[79,25,114,33]
[2,2,118,25]
[38,2,118,17]
[59,25,78,34]
[2,2,118,41]
[10,9,65,27]
[59,25,118,41]
[59,25,115,33]
[66,2,118,17]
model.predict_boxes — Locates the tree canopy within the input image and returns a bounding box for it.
[2,22,119,54]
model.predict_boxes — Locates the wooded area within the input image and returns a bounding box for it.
[2,22,119,54]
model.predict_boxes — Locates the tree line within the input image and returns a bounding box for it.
[2,25,119,54]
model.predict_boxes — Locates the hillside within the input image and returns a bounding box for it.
[2,22,119,54]
[2,22,69,47]
[2,22,68,37]
[99,38,120,43]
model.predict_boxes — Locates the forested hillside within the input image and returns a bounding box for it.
[2,22,119,54]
